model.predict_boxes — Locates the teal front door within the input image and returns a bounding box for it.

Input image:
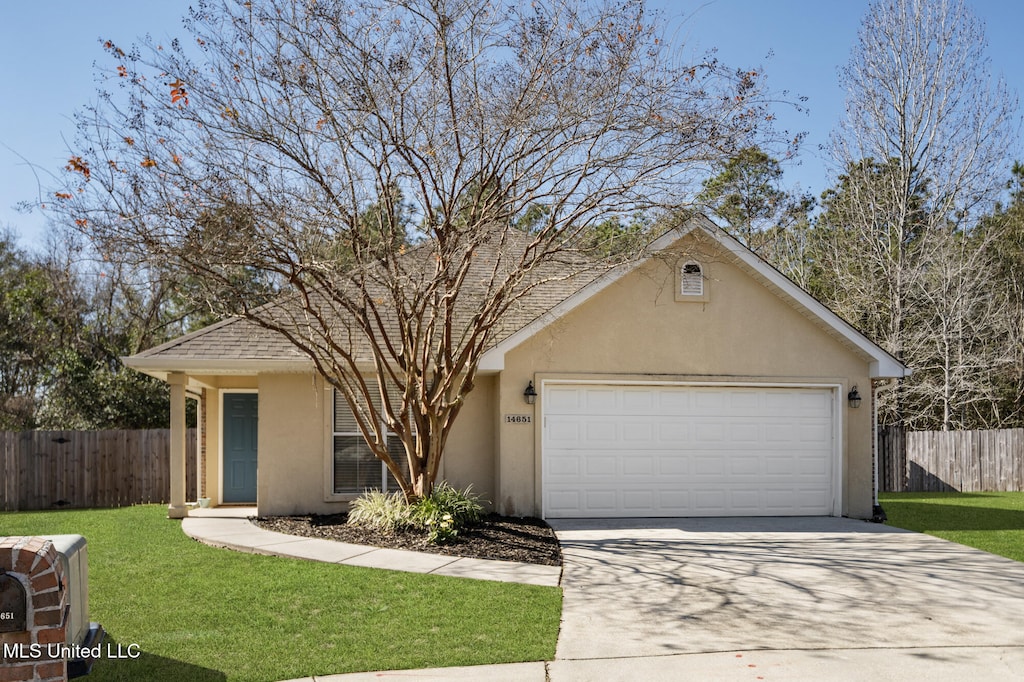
[223,393,258,503]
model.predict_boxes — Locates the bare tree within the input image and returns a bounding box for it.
[52,0,782,499]
[824,0,1017,427]
[833,0,1015,233]
[907,228,1008,429]
[977,165,1024,427]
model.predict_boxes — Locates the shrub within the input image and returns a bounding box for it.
[412,483,484,544]
[414,499,459,544]
[347,483,485,544]
[421,483,484,526]
[347,490,414,534]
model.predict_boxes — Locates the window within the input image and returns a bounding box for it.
[681,262,703,297]
[332,387,411,494]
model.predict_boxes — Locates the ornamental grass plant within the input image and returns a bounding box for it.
[348,483,484,544]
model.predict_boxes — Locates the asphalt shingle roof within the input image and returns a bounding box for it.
[132,316,306,361]
[130,228,603,363]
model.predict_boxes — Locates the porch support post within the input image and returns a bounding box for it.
[193,390,203,500]
[168,372,189,519]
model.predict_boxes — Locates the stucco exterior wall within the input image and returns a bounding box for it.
[242,372,497,515]
[255,373,331,516]
[496,236,876,518]
[438,374,498,508]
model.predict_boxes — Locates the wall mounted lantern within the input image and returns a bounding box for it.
[848,386,862,408]
[524,381,537,405]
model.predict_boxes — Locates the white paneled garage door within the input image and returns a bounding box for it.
[542,383,837,518]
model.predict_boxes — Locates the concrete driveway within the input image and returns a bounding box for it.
[549,517,1024,680]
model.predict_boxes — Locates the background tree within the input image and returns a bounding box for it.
[0,226,181,431]
[978,163,1024,426]
[53,0,787,500]
[696,146,815,292]
[824,0,1017,428]
[905,224,1008,429]
[35,250,176,430]
[697,146,813,253]
[0,231,75,429]
[813,157,929,353]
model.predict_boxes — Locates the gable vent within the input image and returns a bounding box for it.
[681,262,703,296]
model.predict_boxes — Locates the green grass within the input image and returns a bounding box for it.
[0,505,561,682]
[880,491,1024,563]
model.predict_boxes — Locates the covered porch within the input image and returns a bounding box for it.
[121,316,326,519]
[165,372,260,519]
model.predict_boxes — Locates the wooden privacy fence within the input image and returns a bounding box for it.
[878,426,1024,492]
[0,429,197,512]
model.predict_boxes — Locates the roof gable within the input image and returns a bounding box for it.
[478,215,909,379]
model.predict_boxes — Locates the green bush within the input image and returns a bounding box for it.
[423,483,484,525]
[410,484,483,544]
[412,498,459,544]
[348,483,485,544]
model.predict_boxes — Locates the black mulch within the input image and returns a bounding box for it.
[253,513,562,567]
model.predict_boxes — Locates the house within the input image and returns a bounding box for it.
[124,216,909,520]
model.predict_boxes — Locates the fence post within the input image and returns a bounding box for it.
[0,432,14,511]
[877,424,908,492]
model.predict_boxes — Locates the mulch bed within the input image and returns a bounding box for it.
[253,512,562,567]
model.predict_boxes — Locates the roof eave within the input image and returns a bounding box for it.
[871,358,913,380]
[121,356,314,380]
[702,225,910,379]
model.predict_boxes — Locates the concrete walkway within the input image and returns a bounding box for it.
[280,648,1024,681]
[180,507,560,587]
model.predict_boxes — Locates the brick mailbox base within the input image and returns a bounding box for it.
[0,537,68,682]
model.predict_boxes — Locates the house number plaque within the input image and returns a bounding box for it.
[504,414,532,424]
[0,569,27,633]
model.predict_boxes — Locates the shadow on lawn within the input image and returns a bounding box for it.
[89,635,226,682]
[883,501,1024,532]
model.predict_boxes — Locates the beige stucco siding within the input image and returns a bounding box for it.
[438,374,497,507]
[247,372,497,515]
[497,238,876,518]
[256,373,330,516]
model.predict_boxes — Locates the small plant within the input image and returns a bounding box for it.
[347,489,414,534]
[412,484,484,544]
[348,484,484,544]
[421,509,458,544]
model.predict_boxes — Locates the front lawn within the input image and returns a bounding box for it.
[880,491,1024,563]
[0,505,561,682]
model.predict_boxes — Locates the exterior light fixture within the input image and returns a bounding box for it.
[848,386,862,408]
[524,381,537,405]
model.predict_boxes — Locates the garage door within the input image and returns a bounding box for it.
[542,384,836,518]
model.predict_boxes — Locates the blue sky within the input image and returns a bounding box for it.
[1,0,1021,248]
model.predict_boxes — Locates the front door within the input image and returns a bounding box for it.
[223,393,258,503]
